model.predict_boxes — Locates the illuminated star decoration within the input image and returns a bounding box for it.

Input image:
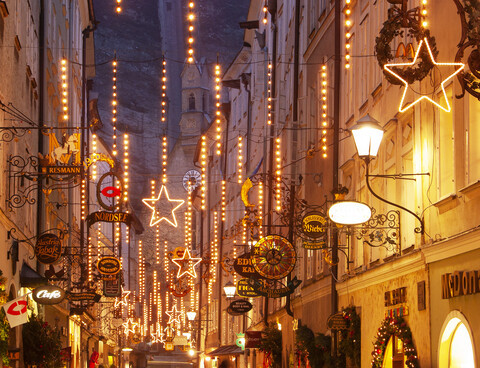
[151,324,164,343]
[171,248,202,279]
[142,185,185,227]
[122,318,138,335]
[114,287,131,309]
[384,37,465,113]
[165,304,183,325]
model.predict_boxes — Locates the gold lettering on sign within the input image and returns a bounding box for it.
[441,270,480,299]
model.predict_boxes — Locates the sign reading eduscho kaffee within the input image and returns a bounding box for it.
[35,234,62,264]
[97,257,121,275]
[32,285,66,305]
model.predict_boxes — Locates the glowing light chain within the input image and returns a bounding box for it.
[200,135,207,210]
[161,57,167,123]
[60,58,68,122]
[164,240,170,312]
[112,58,118,156]
[187,1,195,63]
[384,38,464,113]
[139,240,145,298]
[263,0,268,24]
[344,0,352,69]
[81,178,86,220]
[115,0,121,13]
[92,134,97,180]
[185,187,192,246]
[142,185,185,227]
[221,180,226,222]
[237,136,243,183]
[321,65,328,158]
[259,182,264,237]
[215,63,222,155]
[267,62,273,125]
[421,0,428,28]
[123,134,129,203]
[275,137,282,211]
[162,136,168,184]
[87,236,93,282]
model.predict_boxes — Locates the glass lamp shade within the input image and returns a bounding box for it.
[328,201,372,225]
[224,281,236,299]
[186,310,197,321]
[351,114,384,158]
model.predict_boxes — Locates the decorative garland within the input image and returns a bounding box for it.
[371,315,419,368]
[258,324,282,368]
[339,306,361,367]
[295,324,333,368]
[375,15,438,85]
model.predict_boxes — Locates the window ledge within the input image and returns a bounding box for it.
[459,180,480,196]
[433,193,458,210]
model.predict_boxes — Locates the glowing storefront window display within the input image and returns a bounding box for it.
[439,313,475,368]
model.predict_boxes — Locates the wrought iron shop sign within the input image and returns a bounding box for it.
[236,278,261,298]
[103,276,121,297]
[327,312,348,330]
[229,299,253,314]
[35,234,62,264]
[247,277,301,298]
[97,257,121,275]
[302,212,327,238]
[86,211,133,227]
[32,285,66,305]
[233,253,262,278]
[67,291,101,302]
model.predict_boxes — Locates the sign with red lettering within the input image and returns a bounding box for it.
[245,331,263,348]
[33,285,66,305]
[35,234,62,264]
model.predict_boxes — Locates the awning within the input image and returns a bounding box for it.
[20,262,47,288]
[207,345,243,356]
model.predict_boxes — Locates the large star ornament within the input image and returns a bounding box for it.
[142,185,185,227]
[171,248,202,279]
[384,37,464,113]
[165,304,183,325]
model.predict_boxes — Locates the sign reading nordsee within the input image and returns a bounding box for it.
[35,234,62,264]
[86,211,133,227]
[32,285,66,305]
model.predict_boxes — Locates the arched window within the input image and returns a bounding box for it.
[439,311,475,368]
[188,93,195,111]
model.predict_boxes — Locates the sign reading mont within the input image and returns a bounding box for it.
[35,234,62,264]
[86,211,133,227]
[97,257,121,275]
[32,285,66,305]
[233,253,262,278]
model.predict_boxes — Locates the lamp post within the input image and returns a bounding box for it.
[350,114,425,234]
[223,281,236,299]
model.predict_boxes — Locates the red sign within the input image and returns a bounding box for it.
[245,331,262,348]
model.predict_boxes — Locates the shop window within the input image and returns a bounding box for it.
[439,312,475,368]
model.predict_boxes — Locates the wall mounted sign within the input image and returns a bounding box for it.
[35,234,62,264]
[97,257,121,275]
[327,312,349,330]
[441,269,480,299]
[96,171,124,211]
[302,240,327,250]
[236,278,261,298]
[32,285,66,305]
[247,277,301,298]
[229,299,253,314]
[251,235,296,280]
[245,331,262,348]
[41,165,83,175]
[67,291,101,302]
[227,307,244,316]
[302,212,327,239]
[384,287,407,307]
[233,253,262,279]
[103,276,121,297]
[86,211,132,227]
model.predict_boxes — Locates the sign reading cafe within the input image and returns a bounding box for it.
[32,285,66,305]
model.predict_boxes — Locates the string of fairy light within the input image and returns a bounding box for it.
[115,0,121,13]
[237,136,243,183]
[187,0,195,63]
[208,211,219,304]
[200,135,207,210]
[421,0,428,28]
[112,57,118,156]
[267,61,273,125]
[344,0,352,69]
[61,58,68,122]
[275,137,282,211]
[215,63,222,155]
[258,181,264,237]
[320,65,328,157]
[263,0,268,24]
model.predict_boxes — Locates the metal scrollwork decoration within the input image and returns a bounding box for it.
[354,209,400,252]
[453,0,480,100]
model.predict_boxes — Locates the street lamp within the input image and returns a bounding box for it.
[328,200,372,225]
[186,310,197,322]
[223,281,236,299]
[350,114,425,234]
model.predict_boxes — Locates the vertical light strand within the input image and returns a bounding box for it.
[237,135,243,183]
[221,180,226,222]
[139,240,144,298]
[215,63,222,155]
[153,271,158,328]
[421,0,428,28]
[123,133,129,203]
[233,241,237,285]
[263,0,268,24]
[321,65,328,158]
[242,208,247,245]
[162,136,168,184]
[92,133,97,180]
[87,236,93,282]
[115,0,121,13]
[60,58,68,122]
[344,0,352,69]
[161,57,167,123]
[267,61,273,125]
[112,57,118,156]
[187,1,195,63]
[200,135,207,210]
[275,137,282,211]
[258,182,264,237]
[81,178,87,221]
[164,240,170,313]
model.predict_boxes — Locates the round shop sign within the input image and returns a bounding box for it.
[301,211,327,239]
[229,299,253,314]
[35,234,62,264]
[97,257,121,275]
[32,285,66,305]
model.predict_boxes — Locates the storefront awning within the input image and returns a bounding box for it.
[207,345,243,356]
[20,262,47,288]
